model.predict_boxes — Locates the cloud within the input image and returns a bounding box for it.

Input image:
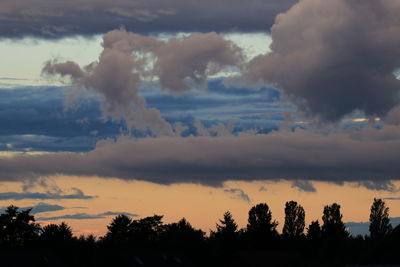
[241,0,400,122]
[1,126,400,186]
[38,211,138,221]
[26,202,65,214]
[0,190,95,200]
[291,180,316,193]
[43,30,243,136]
[224,188,251,203]
[0,0,298,38]
[383,197,400,200]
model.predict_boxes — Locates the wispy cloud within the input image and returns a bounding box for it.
[38,211,138,221]
[224,188,251,203]
[357,181,398,192]
[258,186,267,192]
[291,180,316,193]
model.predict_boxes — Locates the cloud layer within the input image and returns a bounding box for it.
[0,126,400,186]
[0,0,297,38]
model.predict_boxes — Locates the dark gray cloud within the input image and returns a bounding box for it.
[0,0,297,38]
[224,188,251,203]
[38,211,138,221]
[0,189,95,200]
[1,126,400,187]
[242,0,400,121]
[291,180,316,193]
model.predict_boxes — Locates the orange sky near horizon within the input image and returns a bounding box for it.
[1,176,399,237]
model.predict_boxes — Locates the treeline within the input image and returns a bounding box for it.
[0,199,399,267]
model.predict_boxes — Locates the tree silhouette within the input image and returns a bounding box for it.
[130,215,164,246]
[215,211,238,237]
[212,211,239,250]
[369,198,392,239]
[247,203,278,247]
[322,203,348,239]
[0,205,40,247]
[162,218,205,250]
[102,214,133,245]
[282,201,305,238]
[40,222,74,246]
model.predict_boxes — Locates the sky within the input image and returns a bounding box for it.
[0,0,400,236]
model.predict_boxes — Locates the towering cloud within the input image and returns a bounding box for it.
[243,0,400,121]
[43,30,243,135]
[0,0,297,38]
